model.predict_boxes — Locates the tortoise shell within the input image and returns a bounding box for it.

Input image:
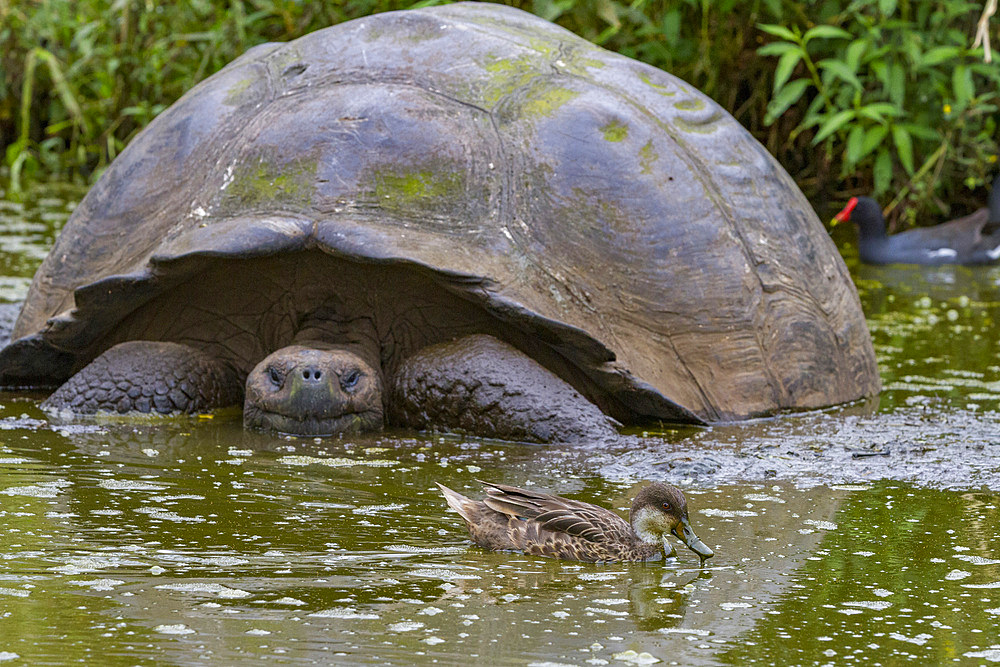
[0,3,879,423]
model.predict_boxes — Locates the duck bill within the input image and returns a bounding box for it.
[673,517,714,561]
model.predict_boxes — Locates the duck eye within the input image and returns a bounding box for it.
[661,502,672,511]
[340,369,361,392]
[267,366,283,387]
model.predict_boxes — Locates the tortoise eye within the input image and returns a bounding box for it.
[267,366,283,387]
[341,369,361,392]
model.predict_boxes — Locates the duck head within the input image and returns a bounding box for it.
[630,482,714,562]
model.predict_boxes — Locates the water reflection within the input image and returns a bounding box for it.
[718,485,1000,665]
[0,183,78,302]
[1,417,858,665]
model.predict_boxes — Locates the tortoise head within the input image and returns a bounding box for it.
[242,344,384,436]
[630,482,714,562]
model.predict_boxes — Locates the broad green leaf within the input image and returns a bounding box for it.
[120,105,150,118]
[887,63,905,107]
[844,39,869,72]
[865,102,902,116]
[971,61,1000,79]
[920,45,962,68]
[812,109,856,144]
[758,41,799,57]
[856,107,886,124]
[758,23,799,42]
[817,58,863,90]
[878,0,897,15]
[803,25,853,42]
[892,125,914,174]
[856,102,902,122]
[873,148,893,195]
[845,124,865,166]
[871,60,888,88]
[774,49,803,93]
[952,65,974,107]
[660,10,681,43]
[902,34,923,66]
[804,94,827,119]
[900,123,939,141]
[861,124,890,160]
[764,78,810,124]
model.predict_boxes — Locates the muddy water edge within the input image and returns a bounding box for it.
[1,182,998,665]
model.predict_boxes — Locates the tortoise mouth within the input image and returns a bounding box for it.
[243,405,383,437]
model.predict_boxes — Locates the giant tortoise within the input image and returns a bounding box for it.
[0,3,879,442]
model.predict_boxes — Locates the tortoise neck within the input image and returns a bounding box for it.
[293,304,381,372]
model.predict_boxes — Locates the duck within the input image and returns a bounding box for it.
[833,174,1000,265]
[436,479,714,563]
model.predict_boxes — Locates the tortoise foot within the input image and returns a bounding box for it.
[42,341,243,415]
[390,334,619,443]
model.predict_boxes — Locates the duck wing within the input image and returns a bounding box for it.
[478,480,632,543]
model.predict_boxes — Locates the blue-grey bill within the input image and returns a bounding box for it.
[678,518,714,561]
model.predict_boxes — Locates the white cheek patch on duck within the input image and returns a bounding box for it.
[924,247,958,259]
[987,244,1000,260]
[632,506,667,544]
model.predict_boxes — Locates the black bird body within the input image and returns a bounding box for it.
[835,176,1000,265]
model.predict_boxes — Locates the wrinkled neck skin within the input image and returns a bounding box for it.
[292,304,383,379]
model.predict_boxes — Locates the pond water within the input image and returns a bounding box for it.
[1,182,999,665]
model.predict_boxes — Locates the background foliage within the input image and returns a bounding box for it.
[2,0,997,225]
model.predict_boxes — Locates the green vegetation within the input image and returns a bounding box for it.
[2,0,997,224]
[757,0,1000,224]
[0,0,413,189]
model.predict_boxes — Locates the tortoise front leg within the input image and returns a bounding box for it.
[43,341,243,415]
[389,334,619,443]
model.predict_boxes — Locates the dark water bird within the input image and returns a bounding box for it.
[833,175,1000,265]
[437,480,714,563]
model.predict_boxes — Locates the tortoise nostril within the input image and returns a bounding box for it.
[302,368,322,381]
